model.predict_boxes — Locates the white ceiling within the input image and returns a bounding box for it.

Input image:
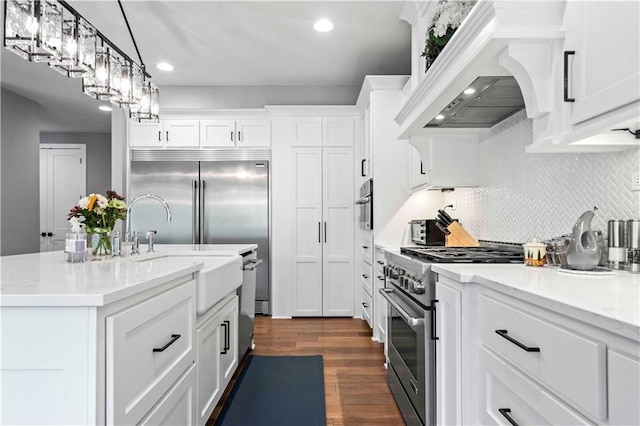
[1,1,411,132]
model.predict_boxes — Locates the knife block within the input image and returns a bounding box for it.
[445,221,480,247]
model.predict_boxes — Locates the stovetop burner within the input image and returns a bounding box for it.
[400,245,524,263]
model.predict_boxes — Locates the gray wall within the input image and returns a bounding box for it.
[161,85,360,109]
[1,88,41,255]
[40,132,112,195]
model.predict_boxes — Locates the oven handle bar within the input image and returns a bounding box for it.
[379,288,424,327]
[355,196,371,205]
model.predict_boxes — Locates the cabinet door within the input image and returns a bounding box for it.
[409,144,427,189]
[323,116,354,147]
[291,148,323,316]
[236,119,271,147]
[322,147,354,316]
[164,120,199,148]
[196,310,223,426]
[140,365,196,426]
[358,110,371,183]
[220,296,239,386]
[608,350,640,425]
[130,121,163,147]
[565,1,640,125]
[200,120,236,147]
[373,249,387,345]
[436,281,463,426]
[291,117,322,146]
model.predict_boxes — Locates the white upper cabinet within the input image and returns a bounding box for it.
[408,144,427,189]
[129,120,199,148]
[563,1,640,127]
[200,119,271,148]
[290,116,354,147]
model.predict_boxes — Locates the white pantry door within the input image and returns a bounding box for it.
[39,145,86,252]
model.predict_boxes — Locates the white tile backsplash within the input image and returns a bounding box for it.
[443,111,640,244]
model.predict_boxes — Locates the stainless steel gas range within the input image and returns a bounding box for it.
[381,244,523,426]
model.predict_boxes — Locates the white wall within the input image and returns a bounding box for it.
[443,110,640,243]
[40,132,111,195]
[1,88,41,255]
[161,85,360,110]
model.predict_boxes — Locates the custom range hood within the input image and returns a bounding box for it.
[424,76,525,129]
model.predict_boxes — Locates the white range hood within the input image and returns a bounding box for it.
[396,0,640,153]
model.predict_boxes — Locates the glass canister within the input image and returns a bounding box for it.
[523,239,546,267]
[64,231,87,263]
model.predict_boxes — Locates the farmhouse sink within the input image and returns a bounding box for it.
[132,254,243,314]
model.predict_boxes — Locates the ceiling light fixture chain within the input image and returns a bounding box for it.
[3,0,159,121]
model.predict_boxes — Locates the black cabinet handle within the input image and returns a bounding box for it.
[238,131,241,142]
[499,408,519,426]
[361,159,366,177]
[318,222,321,243]
[420,161,426,175]
[47,232,53,237]
[377,275,385,280]
[362,302,369,308]
[495,329,540,352]
[220,321,230,354]
[153,334,181,352]
[362,274,369,279]
[377,260,384,265]
[158,130,161,142]
[166,131,169,142]
[41,232,47,237]
[324,222,327,243]
[430,300,439,341]
[563,50,576,102]
[362,245,369,249]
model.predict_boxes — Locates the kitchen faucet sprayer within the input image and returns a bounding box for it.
[125,194,172,242]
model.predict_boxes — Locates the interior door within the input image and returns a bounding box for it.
[322,147,354,316]
[39,145,86,252]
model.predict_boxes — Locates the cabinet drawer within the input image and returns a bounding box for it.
[374,248,386,273]
[360,260,373,297]
[479,295,606,420]
[139,365,196,426]
[478,346,590,425]
[361,287,373,328]
[107,281,196,425]
[361,235,373,265]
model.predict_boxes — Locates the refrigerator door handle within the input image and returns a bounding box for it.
[192,180,198,244]
[199,180,206,244]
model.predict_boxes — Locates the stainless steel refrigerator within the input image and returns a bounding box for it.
[129,150,270,314]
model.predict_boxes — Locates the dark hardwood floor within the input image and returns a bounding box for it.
[208,316,404,426]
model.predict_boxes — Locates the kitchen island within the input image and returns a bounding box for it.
[430,263,639,426]
[0,244,255,426]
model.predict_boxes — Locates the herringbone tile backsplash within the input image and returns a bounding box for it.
[443,111,640,244]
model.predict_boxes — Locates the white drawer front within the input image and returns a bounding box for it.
[107,281,196,425]
[361,235,373,265]
[361,287,373,328]
[479,295,606,420]
[360,260,373,297]
[374,248,386,276]
[139,365,196,426]
[478,346,590,426]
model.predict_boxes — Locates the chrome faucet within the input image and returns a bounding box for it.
[125,194,172,245]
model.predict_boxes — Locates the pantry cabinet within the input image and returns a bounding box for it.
[129,120,200,148]
[196,293,238,426]
[290,147,354,317]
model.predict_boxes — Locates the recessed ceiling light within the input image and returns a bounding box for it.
[156,62,174,71]
[435,114,445,120]
[463,88,476,95]
[314,19,334,32]
[98,105,112,112]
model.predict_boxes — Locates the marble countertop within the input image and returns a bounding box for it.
[432,264,640,337]
[0,244,256,307]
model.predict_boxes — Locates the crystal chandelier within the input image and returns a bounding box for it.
[3,0,159,122]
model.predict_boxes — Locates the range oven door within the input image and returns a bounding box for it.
[380,286,429,425]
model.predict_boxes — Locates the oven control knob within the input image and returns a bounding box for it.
[412,279,425,294]
[397,269,405,276]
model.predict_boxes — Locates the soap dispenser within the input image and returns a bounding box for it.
[566,207,600,270]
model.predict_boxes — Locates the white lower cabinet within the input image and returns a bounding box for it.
[607,350,640,425]
[140,365,197,426]
[373,248,387,345]
[196,293,239,426]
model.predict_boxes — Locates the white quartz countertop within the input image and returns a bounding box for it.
[432,264,640,337]
[0,244,256,307]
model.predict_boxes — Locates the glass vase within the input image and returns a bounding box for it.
[87,227,112,259]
